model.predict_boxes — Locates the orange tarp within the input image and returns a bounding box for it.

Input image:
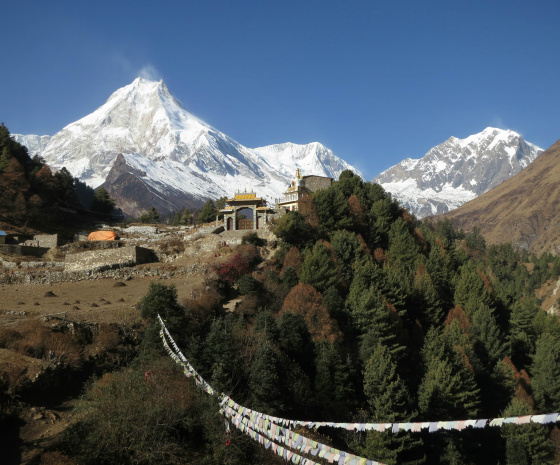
[88,231,118,241]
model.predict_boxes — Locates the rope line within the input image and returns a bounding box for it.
[157,315,560,465]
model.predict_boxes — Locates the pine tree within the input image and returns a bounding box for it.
[412,263,444,328]
[277,312,314,372]
[299,241,339,293]
[139,207,160,224]
[273,211,315,247]
[502,397,554,465]
[197,199,216,223]
[531,333,560,412]
[314,341,354,417]
[425,241,456,306]
[330,229,365,285]
[469,305,507,368]
[387,217,421,275]
[0,146,11,172]
[91,187,115,215]
[249,340,283,414]
[313,187,352,234]
[453,261,493,315]
[418,324,481,419]
[361,343,425,465]
[179,208,192,225]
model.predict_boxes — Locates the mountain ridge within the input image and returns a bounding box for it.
[373,127,543,218]
[14,77,360,216]
[441,137,560,254]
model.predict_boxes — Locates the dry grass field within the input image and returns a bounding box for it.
[0,225,248,464]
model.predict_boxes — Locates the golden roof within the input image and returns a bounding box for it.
[234,193,257,200]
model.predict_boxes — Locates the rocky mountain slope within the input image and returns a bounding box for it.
[373,127,543,218]
[14,78,359,217]
[443,138,560,254]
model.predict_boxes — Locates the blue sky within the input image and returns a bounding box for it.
[2,0,559,179]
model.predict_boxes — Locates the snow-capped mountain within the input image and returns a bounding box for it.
[16,77,359,216]
[372,127,543,218]
[11,134,51,157]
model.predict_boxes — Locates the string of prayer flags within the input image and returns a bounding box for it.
[158,316,386,464]
[222,402,383,465]
[220,392,559,434]
[157,314,560,465]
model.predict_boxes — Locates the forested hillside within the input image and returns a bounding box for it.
[55,171,560,465]
[0,123,113,231]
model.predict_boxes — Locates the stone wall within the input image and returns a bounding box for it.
[303,175,333,193]
[73,233,89,242]
[64,246,156,272]
[34,234,61,248]
[0,244,50,258]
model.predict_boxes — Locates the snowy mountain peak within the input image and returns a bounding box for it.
[373,127,543,218]
[17,78,359,217]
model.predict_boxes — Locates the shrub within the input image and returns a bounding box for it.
[235,244,262,267]
[241,232,266,247]
[214,254,251,285]
[237,274,260,295]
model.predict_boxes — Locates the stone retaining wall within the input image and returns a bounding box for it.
[64,246,156,272]
[0,245,50,258]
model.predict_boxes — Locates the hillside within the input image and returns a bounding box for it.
[443,138,560,255]
[3,172,560,464]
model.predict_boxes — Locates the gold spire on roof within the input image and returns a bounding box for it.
[296,168,302,179]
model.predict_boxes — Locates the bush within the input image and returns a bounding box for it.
[235,244,262,267]
[237,274,260,295]
[241,232,266,247]
[214,254,251,285]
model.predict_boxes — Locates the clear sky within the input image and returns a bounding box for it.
[2,0,559,179]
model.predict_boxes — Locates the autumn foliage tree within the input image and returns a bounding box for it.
[279,283,342,344]
[214,254,251,285]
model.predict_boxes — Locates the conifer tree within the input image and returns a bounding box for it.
[425,241,456,306]
[91,187,115,215]
[299,241,339,293]
[197,199,216,223]
[531,333,560,412]
[362,343,425,465]
[273,211,315,247]
[249,340,283,414]
[412,263,444,328]
[469,305,507,368]
[139,206,160,223]
[313,187,352,234]
[501,397,554,465]
[314,341,354,417]
[0,146,11,172]
[330,229,365,285]
[387,217,421,275]
[453,261,493,315]
[179,208,191,225]
[418,324,481,419]
[368,197,400,249]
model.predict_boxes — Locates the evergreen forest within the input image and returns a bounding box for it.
[56,170,560,465]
